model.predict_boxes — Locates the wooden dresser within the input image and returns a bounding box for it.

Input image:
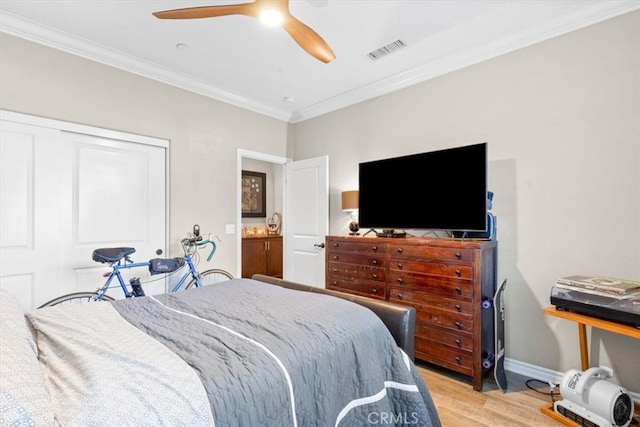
[326,235,497,391]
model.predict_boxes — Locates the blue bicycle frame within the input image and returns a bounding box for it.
[94,240,216,300]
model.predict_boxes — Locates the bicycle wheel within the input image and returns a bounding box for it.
[38,292,115,308]
[185,269,234,289]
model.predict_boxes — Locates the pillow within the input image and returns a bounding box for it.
[0,290,56,426]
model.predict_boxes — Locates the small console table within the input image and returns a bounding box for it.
[542,306,640,370]
[540,306,640,425]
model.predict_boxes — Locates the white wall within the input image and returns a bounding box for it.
[292,11,640,391]
[0,33,289,274]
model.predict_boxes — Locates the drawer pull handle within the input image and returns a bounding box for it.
[455,304,461,311]
[397,262,403,269]
[396,293,403,300]
[455,287,462,295]
[397,248,403,253]
[372,274,377,279]
[372,260,378,265]
[332,281,338,286]
[397,278,403,284]
[372,246,378,251]
[455,339,461,347]
[455,356,461,364]
[333,268,338,273]
[455,269,461,276]
[333,243,339,247]
[333,256,338,260]
[455,321,462,329]
[455,251,461,258]
[372,288,377,294]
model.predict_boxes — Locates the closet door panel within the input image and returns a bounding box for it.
[0,120,63,308]
[0,112,168,308]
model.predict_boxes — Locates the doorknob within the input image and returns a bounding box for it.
[156,249,163,255]
[314,243,326,249]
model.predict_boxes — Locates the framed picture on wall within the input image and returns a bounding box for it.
[242,170,266,218]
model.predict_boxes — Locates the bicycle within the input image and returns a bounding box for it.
[39,225,234,307]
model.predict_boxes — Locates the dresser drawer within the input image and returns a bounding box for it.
[388,287,473,314]
[415,324,473,352]
[388,244,474,262]
[326,239,384,255]
[389,259,472,279]
[388,271,473,300]
[326,251,386,268]
[416,308,473,333]
[415,337,473,375]
[326,278,385,300]
[327,261,385,282]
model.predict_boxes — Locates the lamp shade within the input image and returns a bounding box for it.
[341,190,359,211]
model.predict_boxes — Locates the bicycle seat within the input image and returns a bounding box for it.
[92,247,136,264]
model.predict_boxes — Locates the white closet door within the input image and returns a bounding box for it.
[0,120,64,308]
[0,113,167,309]
[57,131,167,299]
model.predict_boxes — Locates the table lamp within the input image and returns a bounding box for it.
[341,190,359,235]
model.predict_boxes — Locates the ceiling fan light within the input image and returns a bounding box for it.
[259,9,284,26]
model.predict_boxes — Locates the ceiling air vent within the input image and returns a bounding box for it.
[366,39,406,62]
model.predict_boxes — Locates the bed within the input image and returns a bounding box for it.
[1,275,441,426]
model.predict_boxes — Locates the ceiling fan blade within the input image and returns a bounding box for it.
[153,4,255,20]
[282,16,335,63]
[153,0,335,63]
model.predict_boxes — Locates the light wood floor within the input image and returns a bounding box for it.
[417,362,568,426]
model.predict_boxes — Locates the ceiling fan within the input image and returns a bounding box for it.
[153,0,335,63]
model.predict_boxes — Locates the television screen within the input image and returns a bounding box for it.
[358,142,487,233]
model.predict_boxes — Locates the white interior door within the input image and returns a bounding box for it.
[57,131,167,300]
[284,156,329,287]
[0,112,167,309]
[0,120,64,309]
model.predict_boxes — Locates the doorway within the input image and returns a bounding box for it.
[236,149,287,279]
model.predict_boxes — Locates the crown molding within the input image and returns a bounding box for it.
[290,1,640,123]
[0,11,292,122]
[2,1,639,124]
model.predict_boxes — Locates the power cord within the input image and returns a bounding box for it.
[525,378,560,404]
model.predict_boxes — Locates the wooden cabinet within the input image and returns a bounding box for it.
[242,235,283,279]
[326,235,497,391]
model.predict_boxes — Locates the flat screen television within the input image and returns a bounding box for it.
[358,142,487,236]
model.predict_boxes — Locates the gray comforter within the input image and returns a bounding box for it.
[28,279,441,426]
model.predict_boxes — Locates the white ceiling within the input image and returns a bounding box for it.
[1,1,638,123]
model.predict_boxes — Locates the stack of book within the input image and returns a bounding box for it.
[555,275,640,300]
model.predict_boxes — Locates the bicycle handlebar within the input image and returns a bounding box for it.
[181,234,218,262]
[196,238,217,262]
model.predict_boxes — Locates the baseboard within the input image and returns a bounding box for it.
[504,357,640,402]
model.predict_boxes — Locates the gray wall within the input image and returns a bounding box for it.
[0,33,289,273]
[293,11,640,391]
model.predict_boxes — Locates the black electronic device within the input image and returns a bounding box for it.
[550,286,640,328]
[358,142,487,236]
